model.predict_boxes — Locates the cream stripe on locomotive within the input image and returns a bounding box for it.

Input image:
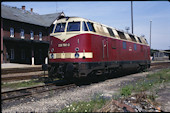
[49,52,93,59]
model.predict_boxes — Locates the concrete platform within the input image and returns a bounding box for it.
[151,60,170,63]
[1,63,41,69]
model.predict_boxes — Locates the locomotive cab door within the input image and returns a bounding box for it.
[102,38,109,61]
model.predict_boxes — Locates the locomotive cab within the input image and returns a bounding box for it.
[48,17,96,79]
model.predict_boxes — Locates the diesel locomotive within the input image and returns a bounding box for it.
[48,16,150,80]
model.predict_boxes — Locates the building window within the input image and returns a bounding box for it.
[21,49,25,59]
[123,41,126,49]
[39,32,42,41]
[30,31,34,40]
[10,27,14,37]
[134,44,137,50]
[10,49,14,60]
[20,29,24,39]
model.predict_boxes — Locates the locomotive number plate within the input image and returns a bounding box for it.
[58,43,70,47]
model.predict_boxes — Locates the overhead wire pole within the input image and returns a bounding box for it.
[131,1,133,34]
[150,20,152,49]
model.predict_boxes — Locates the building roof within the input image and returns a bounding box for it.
[1,4,65,27]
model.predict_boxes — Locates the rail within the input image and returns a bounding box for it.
[1,83,76,101]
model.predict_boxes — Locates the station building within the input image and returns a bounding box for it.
[1,4,65,65]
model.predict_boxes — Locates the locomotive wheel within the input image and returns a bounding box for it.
[64,63,74,81]
[48,67,55,82]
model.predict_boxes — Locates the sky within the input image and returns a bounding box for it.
[2,1,170,50]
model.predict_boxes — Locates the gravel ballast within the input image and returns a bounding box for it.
[2,69,170,112]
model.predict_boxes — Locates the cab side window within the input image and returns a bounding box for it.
[87,22,95,32]
[82,21,88,31]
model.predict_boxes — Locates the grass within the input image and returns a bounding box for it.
[59,94,107,112]
[59,68,170,112]
[1,79,43,89]
[120,68,170,97]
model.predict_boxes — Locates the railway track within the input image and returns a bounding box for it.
[149,61,170,70]
[2,73,48,82]
[2,66,42,74]
[2,62,170,101]
[2,62,170,82]
[1,82,76,102]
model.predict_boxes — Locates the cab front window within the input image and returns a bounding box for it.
[54,23,66,33]
[67,22,80,32]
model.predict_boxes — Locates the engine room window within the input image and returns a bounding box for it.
[107,27,115,37]
[82,21,88,31]
[134,43,137,50]
[144,38,148,44]
[87,22,95,32]
[117,31,127,40]
[67,22,80,31]
[137,37,142,43]
[54,23,66,33]
[129,34,137,42]
[123,41,126,49]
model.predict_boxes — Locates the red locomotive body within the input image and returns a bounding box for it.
[48,17,150,79]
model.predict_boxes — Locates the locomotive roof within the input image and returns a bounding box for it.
[54,16,149,45]
[1,4,65,27]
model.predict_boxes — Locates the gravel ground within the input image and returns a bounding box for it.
[2,68,170,112]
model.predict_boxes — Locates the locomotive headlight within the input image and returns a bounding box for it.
[51,53,54,59]
[75,52,79,58]
[51,48,54,52]
[75,47,79,52]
